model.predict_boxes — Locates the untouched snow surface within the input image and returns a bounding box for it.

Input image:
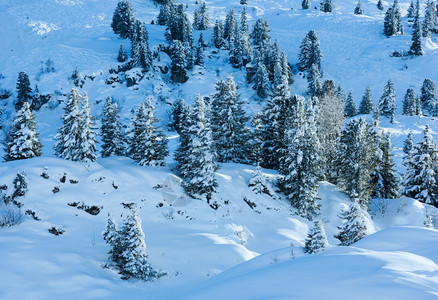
[0,0,438,299]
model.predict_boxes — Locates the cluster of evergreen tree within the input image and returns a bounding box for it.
[174,94,217,202]
[384,0,402,37]
[403,125,438,207]
[111,0,153,71]
[15,72,48,111]
[103,207,166,280]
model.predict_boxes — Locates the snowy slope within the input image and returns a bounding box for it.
[1,0,438,299]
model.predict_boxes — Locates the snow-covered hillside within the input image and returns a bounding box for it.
[1,0,438,299]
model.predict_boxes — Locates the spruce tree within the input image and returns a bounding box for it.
[211,76,251,163]
[212,20,225,49]
[410,0,423,56]
[379,79,397,120]
[320,0,335,12]
[420,79,437,115]
[248,163,271,195]
[260,72,291,170]
[302,0,311,10]
[281,97,322,220]
[407,1,415,18]
[15,72,32,111]
[194,38,205,67]
[372,133,399,199]
[377,0,384,10]
[101,97,126,157]
[174,105,193,179]
[54,88,81,161]
[280,52,294,86]
[423,1,437,38]
[4,102,42,161]
[169,40,188,83]
[223,9,238,46]
[119,207,164,280]
[307,63,322,97]
[170,98,188,134]
[354,1,363,15]
[335,201,371,246]
[75,92,97,162]
[403,125,438,206]
[103,217,123,266]
[383,1,402,36]
[359,86,374,114]
[131,20,152,71]
[250,18,271,49]
[111,0,135,39]
[127,98,167,166]
[166,4,193,46]
[193,2,209,30]
[336,118,377,208]
[344,91,358,118]
[182,94,217,202]
[299,30,323,73]
[117,45,128,62]
[251,51,270,98]
[304,219,329,254]
[402,88,416,116]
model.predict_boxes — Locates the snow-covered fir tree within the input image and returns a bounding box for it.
[320,0,335,12]
[12,171,28,200]
[379,79,397,120]
[166,4,193,46]
[302,0,311,10]
[403,131,414,156]
[402,88,416,116]
[170,98,188,134]
[212,19,224,49]
[130,20,152,71]
[304,219,329,254]
[410,0,423,56]
[76,92,97,162]
[248,163,272,195]
[335,201,371,246]
[281,97,322,220]
[128,98,167,166]
[250,18,271,49]
[423,0,437,38]
[194,37,205,67]
[377,0,384,10]
[119,207,165,280]
[180,94,218,202]
[299,30,323,73]
[403,125,438,207]
[280,52,294,85]
[101,97,126,157]
[372,133,398,199]
[103,217,122,266]
[359,86,374,114]
[193,2,209,30]
[344,91,358,118]
[211,76,251,163]
[307,63,322,98]
[336,118,377,208]
[223,9,238,47]
[15,71,33,111]
[251,50,270,98]
[383,1,402,37]
[407,1,415,17]
[420,78,437,115]
[4,102,42,161]
[117,44,128,62]
[54,88,96,162]
[111,0,135,39]
[354,1,363,15]
[260,70,291,169]
[170,40,189,83]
